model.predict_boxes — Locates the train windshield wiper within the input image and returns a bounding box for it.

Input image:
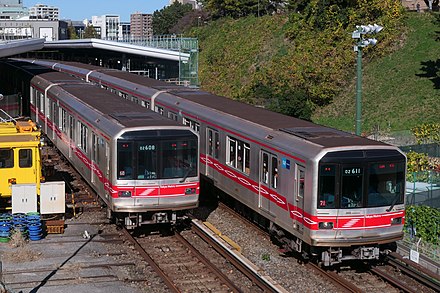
[179,165,193,183]
[386,193,401,212]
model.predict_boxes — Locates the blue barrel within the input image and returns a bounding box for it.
[0,219,11,242]
[26,212,43,241]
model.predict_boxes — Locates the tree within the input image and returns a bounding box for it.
[153,2,193,35]
[67,25,78,39]
[201,0,286,19]
[169,9,210,34]
[83,25,98,39]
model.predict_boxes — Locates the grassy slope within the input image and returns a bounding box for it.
[312,12,440,134]
[195,12,439,134]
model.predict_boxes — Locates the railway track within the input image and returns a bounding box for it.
[121,220,287,293]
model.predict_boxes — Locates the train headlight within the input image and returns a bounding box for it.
[391,217,402,225]
[118,191,132,197]
[185,188,196,195]
[8,178,16,185]
[318,222,334,230]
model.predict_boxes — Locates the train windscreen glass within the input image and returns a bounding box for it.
[318,150,405,209]
[117,133,197,180]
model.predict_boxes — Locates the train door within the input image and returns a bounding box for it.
[205,128,219,178]
[293,165,305,233]
[15,148,39,186]
[259,151,278,214]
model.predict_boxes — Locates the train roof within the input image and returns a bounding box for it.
[32,72,185,129]
[24,59,389,148]
[101,71,387,148]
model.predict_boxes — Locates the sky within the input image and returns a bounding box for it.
[24,0,170,22]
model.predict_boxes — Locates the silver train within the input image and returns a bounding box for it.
[5,60,200,229]
[22,59,406,266]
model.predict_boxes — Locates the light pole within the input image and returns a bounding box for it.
[352,24,383,136]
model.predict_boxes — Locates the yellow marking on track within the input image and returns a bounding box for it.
[203,221,242,253]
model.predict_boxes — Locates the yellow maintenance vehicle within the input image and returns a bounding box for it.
[0,117,43,211]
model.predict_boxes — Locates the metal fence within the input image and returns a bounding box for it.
[400,143,440,158]
[406,171,440,207]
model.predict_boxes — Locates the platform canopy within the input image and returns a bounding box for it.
[44,38,190,62]
[0,38,45,58]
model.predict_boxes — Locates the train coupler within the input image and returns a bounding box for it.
[321,248,342,266]
[352,246,380,260]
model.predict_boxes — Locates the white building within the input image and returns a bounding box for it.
[91,14,120,40]
[29,4,59,21]
[0,0,28,19]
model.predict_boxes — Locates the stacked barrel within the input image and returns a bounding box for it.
[0,212,43,242]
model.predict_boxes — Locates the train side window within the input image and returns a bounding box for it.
[60,108,67,132]
[45,96,50,118]
[214,132,220,159]
[35,90,40,109]
[118,92,128,99]
[69,116,75,141]
[0,149,13,168]
[168,111,178,121]
[298,168,305,199]
[207,128,220,159]
[183,117,200,133]
[271,156,278,189]
[227,136,250,174]
[155,106,164,115]
[261,152,269,184]
[19,149,32,168]
[53,102,58,126]
[78,122,88,152]
[91,133,99,162]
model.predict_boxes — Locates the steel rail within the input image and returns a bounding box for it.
[191,219,288,293]
[120,228,180,293]
[174,232,242,293]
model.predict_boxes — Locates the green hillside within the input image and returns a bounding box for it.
[313,12,440,134]
[191,10,439,135]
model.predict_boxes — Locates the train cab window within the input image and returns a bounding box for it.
[207,128,220,159]
[137,143,157,179]
[318,165,336,208]
[227,136,250,175]
[19,149,32,168]
[341,166,363,208]
[117,142,134,180]
[0,149,13,168]
[367,162,405,207]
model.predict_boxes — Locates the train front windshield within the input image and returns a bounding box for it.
[318,150,406,209]
[117,130,198,180]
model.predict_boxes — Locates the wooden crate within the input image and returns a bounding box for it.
[45,219,65,234]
